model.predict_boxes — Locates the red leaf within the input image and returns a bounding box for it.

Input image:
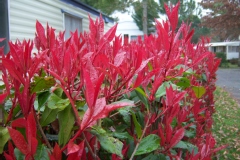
[0,38,5,42]
[3,153,15,160]
[169,128,185,149]
[11,118,26,128]
[114,51,126,67]
[0,92,8,104]
[36,21,47,47]
[103,24,118,42]
[83,70,95,108]
[166,85,174,106]
[165,1,180,31]
[8,127,28,155]
[67,141,80,155]
[50,143,62,160]
[26,112,37,155]
[104,101,135,117]
[29,137,38,156]
[193,52,210,65]
[63,47,71,76]
[185,29,194,43]
[2,59,25,84]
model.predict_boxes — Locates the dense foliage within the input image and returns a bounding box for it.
[0,3,225,160]
[80,0,133,15]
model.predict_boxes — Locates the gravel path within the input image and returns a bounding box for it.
[216,68,240,104]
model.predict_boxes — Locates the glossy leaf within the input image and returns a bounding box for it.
[0,92,8,104]
[40,106,59,126]
[142,153,166,160]
[47,93,70,111]
[135,87,149,109]
[58,106,75,146]
[135,134,160,155]
[169,128,185,149]
[192,86,206,98]
[131,111,142,139]
[31,77,55,93]
[14,148,25,160]
[8,128,28,155]
[97,135,123,158]
[34,144,49,160]
[176,77,191,89]
[38,91,51,109]
[49,143,62,160]
[0,127,10,154]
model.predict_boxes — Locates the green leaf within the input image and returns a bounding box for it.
[31,76,56,93]
[97,135,123,158]
[0,127,10,153]
[142,153,166,160]
[40,106,59,126]
[173,141,198,154]
[155,82,177,99]
[176,77,190,89]
[192,86,206,98]
[173,141,188,149]
[135,87,149,110]
[47,93,70,111]
[131,112,142,139]
[118,107,131,125]
[34,144,49,160]
[135,134,160,156]
[58,105,75,146]
[38,91,51,109]
[113,132,133,140]
[14,148,24,160]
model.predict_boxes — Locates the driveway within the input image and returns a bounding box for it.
[216,68,240,104]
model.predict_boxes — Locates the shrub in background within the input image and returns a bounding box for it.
[0,3,226,160]
[215,52,227,67]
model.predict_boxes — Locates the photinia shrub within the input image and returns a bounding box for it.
[0,3,226,160]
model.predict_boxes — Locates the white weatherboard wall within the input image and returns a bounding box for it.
[9,0,113,42]
[116,20,143,42]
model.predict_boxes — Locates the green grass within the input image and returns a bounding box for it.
[213,87,240,159]
[220,63,239,68]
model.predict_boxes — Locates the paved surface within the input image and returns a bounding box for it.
[216,68,240,104]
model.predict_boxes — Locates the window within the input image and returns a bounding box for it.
[228,46,238,52]
[64,12,82,39]
[0,0,9,54]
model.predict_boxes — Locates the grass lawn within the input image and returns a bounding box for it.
[213,87,240,159]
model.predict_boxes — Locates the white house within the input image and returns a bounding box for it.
[206,41,240,60]
[116,20,144,44]
[0,0,114,54]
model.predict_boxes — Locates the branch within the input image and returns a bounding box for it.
[32,109,53,152]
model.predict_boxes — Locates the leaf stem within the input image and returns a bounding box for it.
[82,132,99,159]
[129,113,151,160]
[32,109,53,152]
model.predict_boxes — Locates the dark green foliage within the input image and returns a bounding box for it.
[216,52,227,67]
[80,0,132,15]
[132,0,160,34]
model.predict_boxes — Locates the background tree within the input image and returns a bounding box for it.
[132,0,160,34]
[159,0,210,43]
[199,0,240,41]
[79,0,133,15]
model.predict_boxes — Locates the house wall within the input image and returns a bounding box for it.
[8,0,113,42]
[116,21,144,43]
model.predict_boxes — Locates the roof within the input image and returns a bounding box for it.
[60,0,114,23]
[207,41,240,47]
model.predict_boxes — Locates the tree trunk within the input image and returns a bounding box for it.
[142,0,148,35]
